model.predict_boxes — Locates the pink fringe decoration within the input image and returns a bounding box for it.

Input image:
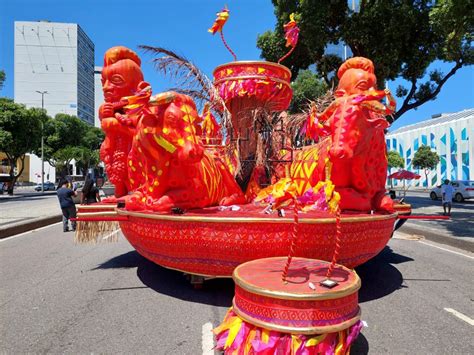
[214,309,362,354]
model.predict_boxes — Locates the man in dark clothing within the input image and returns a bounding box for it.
[57,180,77,232]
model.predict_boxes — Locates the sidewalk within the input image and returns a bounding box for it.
[0,191,57,201]
[0,193,62,239]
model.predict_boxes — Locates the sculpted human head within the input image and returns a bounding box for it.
[102,46,144,103]
[336,57,377,97]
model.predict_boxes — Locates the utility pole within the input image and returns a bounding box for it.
[36,90,48,193]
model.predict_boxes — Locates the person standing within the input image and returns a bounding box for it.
[81,179,101,205]
[441,179,455,216]
[57,180,77,232]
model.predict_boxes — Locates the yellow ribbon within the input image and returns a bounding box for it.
[153,134,177,154]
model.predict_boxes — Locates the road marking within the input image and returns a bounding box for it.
[202,322,214,355]
[418,241,474,260]
[0,222,62,243]
[102,229,121,241]
[444,308,474,326]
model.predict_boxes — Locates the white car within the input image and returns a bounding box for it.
[430,180,474,202]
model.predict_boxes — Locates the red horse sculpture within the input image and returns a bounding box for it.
[124,92,246,211]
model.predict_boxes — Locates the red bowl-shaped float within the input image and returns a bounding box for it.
[213,61,293,114]
[117,205,396,277]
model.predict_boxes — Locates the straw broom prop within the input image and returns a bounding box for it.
[72,212,128,244]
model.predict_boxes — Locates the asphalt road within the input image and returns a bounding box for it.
[1,224,473,354]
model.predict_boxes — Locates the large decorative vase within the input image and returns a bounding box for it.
[213,61,293,185]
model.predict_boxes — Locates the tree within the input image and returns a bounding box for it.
[387,150,405,171]
[40,114,104,178]
[412,145,440,187]
[289,70,328,113]
[258,0,474,121]
[0,98,49,194]
[387,150,405,188]
[0,70,5,91]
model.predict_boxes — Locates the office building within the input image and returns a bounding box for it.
[12,21,95,183]
[14,20,94,124]
[94,66,104,128]
[386,109,474,186]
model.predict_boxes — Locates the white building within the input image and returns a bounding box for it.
[386,109,474,187]
[14,20,94,124]
[94,66,104,128]
[13,21,95,183]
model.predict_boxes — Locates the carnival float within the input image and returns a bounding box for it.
[73,7,428,354]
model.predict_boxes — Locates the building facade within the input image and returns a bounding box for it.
[94,66,104,128]
[13,21,95,183]
[386,109,474,187]
[14,21,94,124]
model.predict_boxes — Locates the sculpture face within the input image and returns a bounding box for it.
[102,59,144,103]
[337,68,377,96]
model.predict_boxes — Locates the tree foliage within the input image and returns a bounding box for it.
[289,70,328,113]
[0,98,48,194]
[387,150,405,171]
[40,114,104,177]
[257,0,473,120]
[0,70,5,91]
[413,145,440,185]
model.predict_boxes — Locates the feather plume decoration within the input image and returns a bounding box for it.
[139,45,233,135]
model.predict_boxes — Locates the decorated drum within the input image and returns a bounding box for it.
[232,257,361,334]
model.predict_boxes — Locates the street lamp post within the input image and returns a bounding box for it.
[36,90,48,193]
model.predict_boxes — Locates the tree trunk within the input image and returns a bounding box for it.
[7,155,25,195]
[424,169,429,188]
[8,160,15,195]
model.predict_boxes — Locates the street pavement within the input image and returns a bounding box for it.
[1,224,473,354]
[0,194,60,233]
[398,191,473,250]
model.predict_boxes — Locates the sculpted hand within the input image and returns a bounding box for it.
[99,103,115,119]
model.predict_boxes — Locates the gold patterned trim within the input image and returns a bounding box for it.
[394,203,412,214]
[233,258,361,301]
[213,60,291,77]
[77,205,117,211]
[77,211,119,218]
[117,208,397,225]
[233,300,361,335]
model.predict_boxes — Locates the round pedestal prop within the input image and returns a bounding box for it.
[214,257,363,354]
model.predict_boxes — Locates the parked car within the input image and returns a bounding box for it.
[34,182,56,191]
[430,180,474,202]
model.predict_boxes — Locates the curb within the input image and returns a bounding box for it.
[399,225,474,253]
[0,191,57,202]
[0,215,62,239]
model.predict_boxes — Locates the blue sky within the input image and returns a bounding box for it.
[1,0,473,131]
